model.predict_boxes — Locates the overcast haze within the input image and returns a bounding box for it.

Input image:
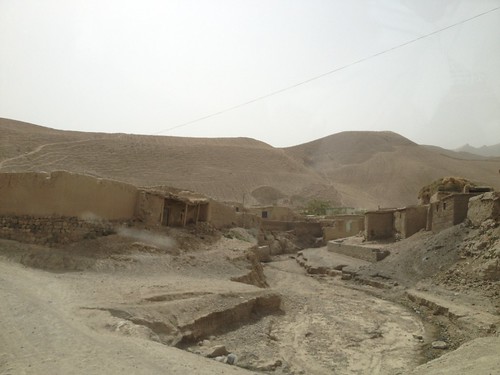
[1,0,499,149]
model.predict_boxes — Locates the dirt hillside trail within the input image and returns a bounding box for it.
[0,139,101,170]
[2,118,499,208]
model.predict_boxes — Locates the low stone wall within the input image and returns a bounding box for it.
[0,215,116,245]
[327,241,389,262]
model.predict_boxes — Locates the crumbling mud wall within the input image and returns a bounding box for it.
[135,191,164,225]
[0,215,115,245]
[208,200,237,228]
[467,192,500,227]
[393,206,428,239]
[431,194,473,232]
[0,171,138,220]
[322,215,364,241]
[365,211,393,240]
[246,206,299,221]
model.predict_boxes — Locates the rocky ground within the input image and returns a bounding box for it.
[0,221,499,374]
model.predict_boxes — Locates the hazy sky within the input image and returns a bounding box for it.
[1,0,499,149]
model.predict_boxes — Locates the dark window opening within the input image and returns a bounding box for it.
[262,211,268,219]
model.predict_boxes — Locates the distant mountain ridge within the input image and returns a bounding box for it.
[455,143,500,157]
[1,118,499,209]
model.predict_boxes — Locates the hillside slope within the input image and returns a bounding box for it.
[1,119,499,208]
[455,143,500,157]
[285,131,500,208]
[0,118,336,205]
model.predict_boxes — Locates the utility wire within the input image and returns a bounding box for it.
[154,5,500,135]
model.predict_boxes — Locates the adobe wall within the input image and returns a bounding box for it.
[0,215,115,245]
[467,192,500,226]
[208,200,238,228]
[394,206,428,239]
[404,206,428,237]
[268,206,299,221]
[294,222,323,237]
[0,171,138,220]
[247,206,298,221]
[261,221,323,237]
[430,194,473,232]
[453,194,473,224]
[136,191,164,225]
[430,199,454,232]
[323,215,365,241]
[365,211,394,240]
[235,212,262,229]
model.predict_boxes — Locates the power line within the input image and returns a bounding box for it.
[155,5,500,135]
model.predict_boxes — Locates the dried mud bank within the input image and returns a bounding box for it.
[295,223,500,371]
[1,221,498,374]
[0,229,427,375]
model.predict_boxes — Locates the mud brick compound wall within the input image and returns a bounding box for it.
[0,215,115,245]
[430,194,474,232]
[0,171,138,220]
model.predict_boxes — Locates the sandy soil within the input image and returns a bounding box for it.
[0,230,428,375]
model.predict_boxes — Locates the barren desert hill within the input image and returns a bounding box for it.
[1,118,499,209]
[0,118,336,205]
[284,131,500,208]
[455,142,500,157]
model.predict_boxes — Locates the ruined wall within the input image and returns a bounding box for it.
[246,206,298,221]
[260,221,322,237]
[0,215,115,245]
[364,211,394,240]
[208,200,238,228]
[136,191,164,225]
[261,221,294,232]
[235,212,262,229]
[323,215,365,241]
[268,206,299,221]
[467,192,500,226]
[0,171,138,220]
[294,222,323,237]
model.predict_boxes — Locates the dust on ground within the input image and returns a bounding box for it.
[1,220,499,375]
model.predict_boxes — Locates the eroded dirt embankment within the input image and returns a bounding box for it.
[0,231,429,375]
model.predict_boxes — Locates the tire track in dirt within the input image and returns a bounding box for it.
[0,139,102,170]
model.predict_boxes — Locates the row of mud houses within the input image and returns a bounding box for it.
[364,187,499,241]
[244,187,499,242]
[0,171,244,244]
[0,171,498,246]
